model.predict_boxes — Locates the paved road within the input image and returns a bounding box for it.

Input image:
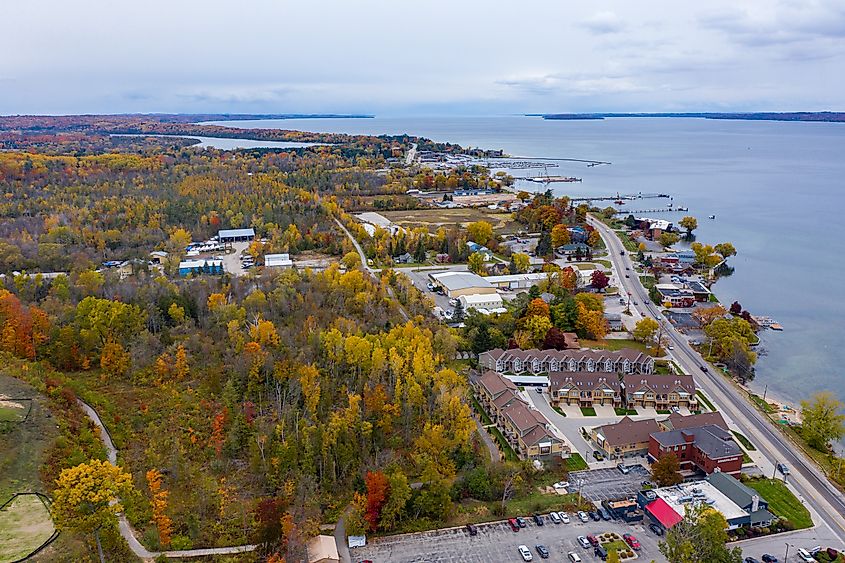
[588,215,845,548]
[406,142,418,166]
[78,399,258,560]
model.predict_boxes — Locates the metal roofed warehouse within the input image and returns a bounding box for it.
[430,271,496,297]
[218,228,255,242]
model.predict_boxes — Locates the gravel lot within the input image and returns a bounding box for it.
[570,465,651,503]
[351,514,667,563]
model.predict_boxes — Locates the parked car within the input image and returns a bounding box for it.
[587,535,599,547]
[598,507,612,521]
[448,298,457,306]
[618,464,630,475]
[594,545,608,561]
[553,481,570,489]
[516,516,527,528]
[508,518,519,532]
[426,282,435,291]
[577,511,589,523]
[744,558,761,563]
[535,545,550,559]
[559,512,570,524]
[549,511,561,524]
[649,523,664,536]
[533,514,544,526]
[589,511,601,521]
[796,550,815,563]
[592,450,604,460]
[777,463,790,475]
[518,545,533,562]
[625,274,630,278]
[761,555,778,563]
[568,552,582,563]
[577,536,591,549]
[466,523,477,536]
[623,533,641,550]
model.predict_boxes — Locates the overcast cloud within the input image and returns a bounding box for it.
[3,0,844,114]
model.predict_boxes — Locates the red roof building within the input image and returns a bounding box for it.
[645,497,683,529]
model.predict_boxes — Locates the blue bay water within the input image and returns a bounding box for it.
[207,116,845,417]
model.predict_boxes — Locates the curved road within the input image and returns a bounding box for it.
[78,399,258,560]
[588,215,845,545]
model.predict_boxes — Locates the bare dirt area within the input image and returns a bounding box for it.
[381,208,517,233]
[0,494,56,563]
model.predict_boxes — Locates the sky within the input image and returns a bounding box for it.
[3,0,845,115]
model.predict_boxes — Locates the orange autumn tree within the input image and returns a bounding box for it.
[364,470,390,531]
[0,289,50,360]
[146,468,173,547]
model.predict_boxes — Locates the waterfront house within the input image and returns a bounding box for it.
[548,371,622,408]
[622,375,697,410]
[478,348,654,375]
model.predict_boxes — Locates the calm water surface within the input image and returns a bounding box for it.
[208,116,845,419]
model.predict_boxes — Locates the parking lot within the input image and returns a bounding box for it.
[570,465,650,502]
[350,513,667,562]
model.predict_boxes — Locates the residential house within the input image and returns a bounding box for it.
[648,424,744,477]
[660,411,728,432]
[622,375,697,410]
[568,226,589,243]
[394,252,413,264]
[479,348,654,375]
[591,417,661,459]
[655,284,696,308]
[635,218,673,241]
[548,372,622,408]
[472,371,569,461]
[605,312,623,331]
[707,471,775,528]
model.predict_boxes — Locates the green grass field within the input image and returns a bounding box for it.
[731,430,757,451]
[745,478,813,529]
[565,453,588,471]
[0,401,28,423]
[0,494,56,563]
[580,407,597,416]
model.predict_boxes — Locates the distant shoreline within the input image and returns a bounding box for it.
[534,111,845,123]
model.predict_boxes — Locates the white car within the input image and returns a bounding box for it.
[577,511,589,523]
[518,545,533,561]
[553,481,570,489]
[558,512,570,524]
[577,535,591,548]
[797,548,815,562]
[549,511,561,524]
[568,552,582,563]
[448,298,458,306]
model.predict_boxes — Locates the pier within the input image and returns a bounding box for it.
[613,207,687,215]
[524,176,582,183]
[570,193,671,203]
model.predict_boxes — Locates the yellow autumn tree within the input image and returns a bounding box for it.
[99,340,130,380]
[299,364,321,418]
[52,460,134,562]
[174,345,189,380]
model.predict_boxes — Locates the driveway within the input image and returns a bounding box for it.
[351,514,667,563]
[221,241,249,276]
[570,465,651,503]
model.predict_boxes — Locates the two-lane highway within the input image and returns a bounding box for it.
[588,214,845,546]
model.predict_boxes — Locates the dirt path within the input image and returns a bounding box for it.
[77,399,258,560]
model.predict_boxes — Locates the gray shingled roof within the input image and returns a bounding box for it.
[652,425,742,460]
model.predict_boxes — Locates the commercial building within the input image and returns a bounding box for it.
[485,272,548,290]
[306,534,340,563]
[479,348,654,375]
[660,411,727,432]
[218,228,255,243]
[639,474,772,531]
[622,375,698,410]
[264,253,293,269]
[549,371,622,408]
[430,271,496,298]
[648,424,744,477]
[178,259,223,277]
[655,283,695,308]
[605,312,623,331]
[458,293,504,312]
[473,371,569,461]
[591,417,661,459]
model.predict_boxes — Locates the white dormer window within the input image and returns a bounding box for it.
[587,360,595,372]
[604,360,612,371]
[568,359,576,371]
[550,360,558,371]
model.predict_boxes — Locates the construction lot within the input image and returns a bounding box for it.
[351,514,666,563]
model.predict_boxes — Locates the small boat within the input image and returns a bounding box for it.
[708,215,716,219]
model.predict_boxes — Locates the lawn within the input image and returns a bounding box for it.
[489,427,519,462]
[565,453,588,471]
[615,408,638,416]
[381,208,516,233]
[731,430,757,451]
[0,494,56,562]
[696,391,716,412]
[745,478,813,529]
[552,406,567,417]
[581,339,651,354]
[580,407,597,416]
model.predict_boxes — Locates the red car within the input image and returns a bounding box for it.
[623,533,641,550]
[508,518,520,532]
[587,535,599,547]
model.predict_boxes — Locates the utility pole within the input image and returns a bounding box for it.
[784,543,790,562]
[762,384,768,403]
